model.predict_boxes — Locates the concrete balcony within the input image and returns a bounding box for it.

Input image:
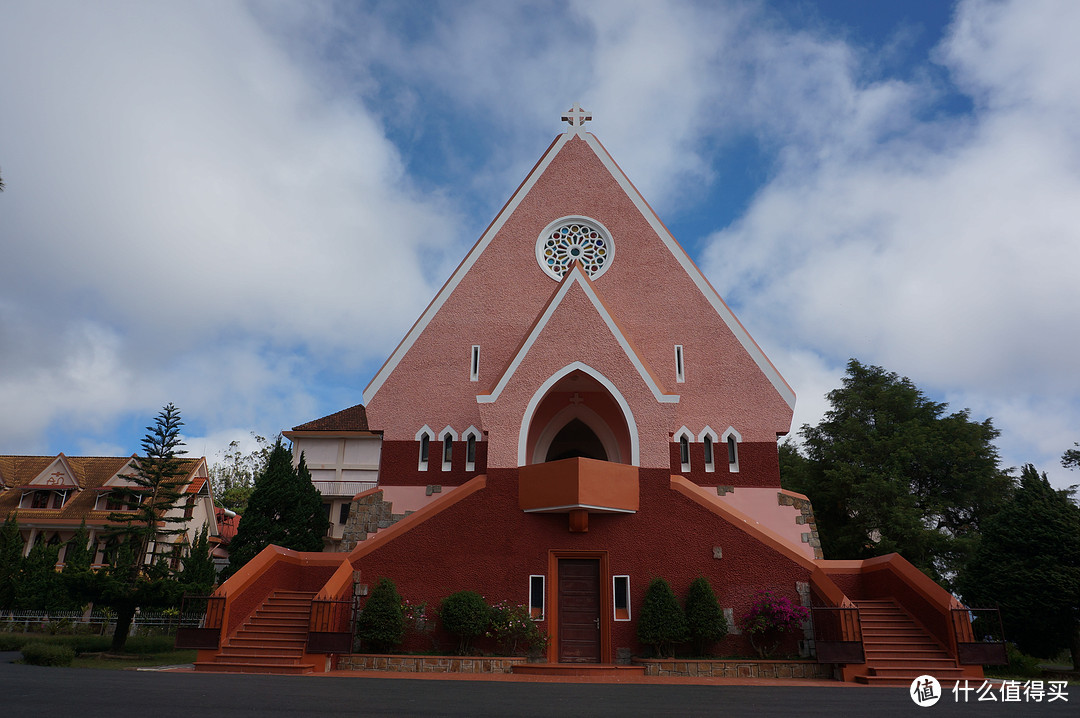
[518,458,638,531]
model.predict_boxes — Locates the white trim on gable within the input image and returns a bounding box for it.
[363,133,575,405]
[581,132,796,410]
[517,362,640,467]
[29,454,81,490]
[477,263,679,405]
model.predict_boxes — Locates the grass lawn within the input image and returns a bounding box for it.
[69,650,197,670]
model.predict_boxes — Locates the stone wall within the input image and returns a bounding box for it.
[340,490,411,552]
[338,654,526,674]
[632,658,833,679]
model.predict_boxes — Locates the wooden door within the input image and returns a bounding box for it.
[558,558,601,662]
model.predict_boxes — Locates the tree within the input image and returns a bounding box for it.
[636,578,688,658]
[0,513,23,610]
[209,433,272,514]
[685,577,727,657]
[16,541,72,612]
[437,590,489,655]
[91,404,190,651]
[781,359,1012,585]
[957,465,1080,667]
[226,439,329,573]
[1064,443,1080,471]
[180,524,217,596]
[355,577,405,652]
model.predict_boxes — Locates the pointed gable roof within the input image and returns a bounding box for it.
[27,453,82,490]
[363,125,794,409]
[478,261,678,405]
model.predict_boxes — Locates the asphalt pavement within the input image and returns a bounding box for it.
[0,653,1072,717]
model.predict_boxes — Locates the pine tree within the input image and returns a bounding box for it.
[180,524,217,595]
[0,514,25,610]
[637,578,688,658]
[227,439,329,573]
[93,405,189,651]
[685,577,728,657]
[957,465,1080,666]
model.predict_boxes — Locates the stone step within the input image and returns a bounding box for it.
[194,661,315,675]
[215,652,304,665]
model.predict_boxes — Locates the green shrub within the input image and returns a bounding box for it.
[20,641,75,667]
[355,578,405,652]
[488,601,548,656]
[438,591,489,655]
[685,577,727,657]
[1000,643,1043,678]
[636,578,688,658]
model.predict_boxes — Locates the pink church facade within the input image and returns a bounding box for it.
[195,109,987,683]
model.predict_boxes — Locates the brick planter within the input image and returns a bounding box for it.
[338,654,527,674]
[632,658,833,680]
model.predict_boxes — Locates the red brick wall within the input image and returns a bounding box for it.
[350,468,811,660]
[668,441,782,488]
[378,440,487,486]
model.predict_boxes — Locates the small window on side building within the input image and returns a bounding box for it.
[529,575,545,620]
[613,575,631,621]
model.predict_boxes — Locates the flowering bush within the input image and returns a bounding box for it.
[737,590,809,658]
[487,601,548,656]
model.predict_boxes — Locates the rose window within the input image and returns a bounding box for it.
[535,219,613,280]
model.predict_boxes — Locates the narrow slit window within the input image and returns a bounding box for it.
[470,345,480,382]
[727,435,738,465]
[529,575,545,619]
[613,575,631,621]
[466,434,477,470]
[419,434,430,470]
[442,434,453,470]
[679,435,691,471]
[703,436,715,471]
[674,345,685,383]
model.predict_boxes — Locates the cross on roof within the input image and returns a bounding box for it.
[561,103,592,130]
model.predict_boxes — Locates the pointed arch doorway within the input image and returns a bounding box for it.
[521,365,635,467]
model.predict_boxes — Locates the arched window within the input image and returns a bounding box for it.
[703,435,714,471]
[439,427,458,471]
[680,436,690,471]
[721,426,742,473]
[416,425,435,471]
[466,434,477,468]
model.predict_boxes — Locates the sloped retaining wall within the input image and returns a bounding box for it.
[632,658,833,679]
[338,654,526,674]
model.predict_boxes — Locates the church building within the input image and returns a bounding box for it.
[196,107,988,684]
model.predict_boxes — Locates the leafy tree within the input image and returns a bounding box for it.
[180,524,217,595]
[355,577,405,652]
[957,465,1080,667]
[1064,443,1080,471]
[437,590,489,655]
[637,578,688,658]
[209,433,272,514]
[685,577,727,657]
[0,513,23,609]
[781,359,1012,585]
[226,439,329,573]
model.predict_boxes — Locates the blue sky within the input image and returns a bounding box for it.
[1,0,1077,489]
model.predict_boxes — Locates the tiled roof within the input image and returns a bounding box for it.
[214,507,240,544]
[291,403,370,432]
[0,455,202,524]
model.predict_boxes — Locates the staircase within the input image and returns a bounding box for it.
[852,599,964,686]
[194,590,317,674]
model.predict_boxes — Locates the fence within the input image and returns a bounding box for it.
[951,608,1007,665]
[811,606,864,664]
[0,609,196,637]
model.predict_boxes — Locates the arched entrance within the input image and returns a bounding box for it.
[520,363,636,466]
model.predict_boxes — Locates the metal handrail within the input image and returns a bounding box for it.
[173,594,225,650]
[951,608,1007,665]
[811,606,864,664]
[307,597,358,654]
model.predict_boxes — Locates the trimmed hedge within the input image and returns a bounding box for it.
[0,634,174,655]
[21,642,76,667]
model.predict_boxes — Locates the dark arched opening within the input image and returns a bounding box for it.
[545,419,608,462]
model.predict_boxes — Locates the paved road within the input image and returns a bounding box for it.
[0,655,1071,717]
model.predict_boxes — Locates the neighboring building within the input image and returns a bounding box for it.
[0,453,219,567]
[283,404,380,550]
[212,506,241,573]
[202,108,987,683]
